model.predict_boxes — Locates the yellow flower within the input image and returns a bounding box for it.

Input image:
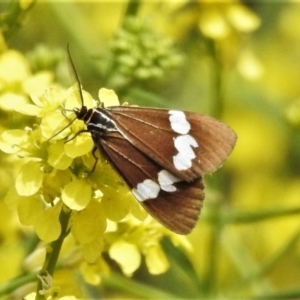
[109,239,141,276]
[80,257,110,285]
[198,3,260,40]
[0,50,53,111]
[0,80,193,283]
[105,216,189,276]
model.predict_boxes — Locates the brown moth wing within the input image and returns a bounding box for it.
[142,179,204,234]
[105,106,237,181]
[95,131,204,234]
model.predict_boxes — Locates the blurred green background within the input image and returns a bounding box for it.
[1,0,300,299]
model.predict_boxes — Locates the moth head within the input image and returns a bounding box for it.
[74,106,88,120]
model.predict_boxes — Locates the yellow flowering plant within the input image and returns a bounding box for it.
[0,4,202,299]
[0,58,191,298]
[2,1,300,299]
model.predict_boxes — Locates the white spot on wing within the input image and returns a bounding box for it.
[132,179,160,202]
[132,170,181,202]
[158,170,180,192]
[169,110,191,134]
[173,134,198,170]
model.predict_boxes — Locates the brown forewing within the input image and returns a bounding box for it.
[95,131,204,234]
[105,106,237,181]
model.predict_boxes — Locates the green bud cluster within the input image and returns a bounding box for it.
[108,17,183,87]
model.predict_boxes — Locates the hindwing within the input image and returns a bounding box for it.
[93,130,204,234]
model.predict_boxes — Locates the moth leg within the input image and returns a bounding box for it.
[65,129,90,143]
[91,145,99,172]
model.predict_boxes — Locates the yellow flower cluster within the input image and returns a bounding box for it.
[0,50,191,296]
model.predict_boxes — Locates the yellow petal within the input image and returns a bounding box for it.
[98,88,120,106]
[199,9,230,39]
[64,134,94,158]
[65,86,93,110]
[80,261,101,285]
[237,50,264,80]
[14,103,41,116]
[35,202,62,242]
[16,161,43,196]
[62,179,92,210]
[109,240,141,276]
[145,245,169,275]
[40,111,70,140]
[47,142,73,170]
[227,4,261,32]
[4,187,22,210]
[101,189,131,222]
[23,293,36,300]
[43,170,72,202]
[0,129,29,154]
[128,193,148,221]
[0,50,30,82]
[0,93,29,111]
[71,200,106,244]
[82,235,104,263]
[23,71,53,95]
[17,195,43,226]
[80,258,109,285]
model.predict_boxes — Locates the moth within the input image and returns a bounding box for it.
[68,52,237,235]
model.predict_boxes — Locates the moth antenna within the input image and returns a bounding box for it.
[67,44,84,107]
[61,108,74,118]
[48,116,78,142]
[48,47,85,143]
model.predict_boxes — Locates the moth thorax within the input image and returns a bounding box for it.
[87,108,117,133]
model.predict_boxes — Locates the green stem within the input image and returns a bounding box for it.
[122,0,141,19]
[102,273,180,299]
[202,206,222,296]
[35,207,71,300]
[2,0,36,40]
[0,273,36,297]
[202,38,226,295]
[208,39,224,120]
[47,2,104,76]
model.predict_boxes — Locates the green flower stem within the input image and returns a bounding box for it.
[219,206,300,224]
[202,39,227,295]
[35,206,71,300]
[0,273,36,297]
[208,39,224,120]
[2,0,36,39]
[236,227,300,290]
[122,0,141,19]
[47,2,103,75]
[102,273,180,299]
